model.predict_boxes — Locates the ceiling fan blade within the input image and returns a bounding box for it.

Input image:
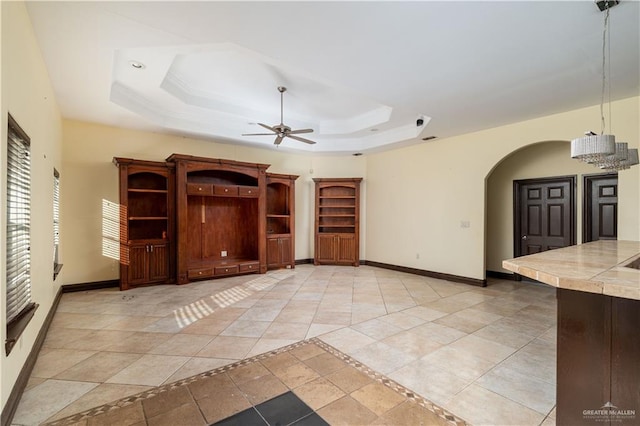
[258,123,276,132]
[288,128,314,135]
[242,133,276,136]
[287,134,316,145]
[274,135,285,145]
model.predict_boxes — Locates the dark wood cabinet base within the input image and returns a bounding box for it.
[557,288,639,425]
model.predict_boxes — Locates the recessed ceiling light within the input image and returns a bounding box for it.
[422,136,437,141]
[353,152,363,156]
[370,128,378,132]
[129,61,145,69]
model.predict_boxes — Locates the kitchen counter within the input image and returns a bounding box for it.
[503,240,640,425]
[502,240,640,300]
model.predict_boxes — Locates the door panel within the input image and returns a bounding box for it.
[316,234,336,263]
[336,235,356,263]
[515,177,575,257]
[584,174,618,242]
[128,244,148,284]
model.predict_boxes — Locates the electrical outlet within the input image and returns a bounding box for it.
[416,253,420,259]
[221,250,227,257]
[460,221,471,228]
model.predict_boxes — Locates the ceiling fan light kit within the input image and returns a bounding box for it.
[242,86,317,146]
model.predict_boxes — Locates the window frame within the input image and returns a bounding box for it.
[5,114,38,355]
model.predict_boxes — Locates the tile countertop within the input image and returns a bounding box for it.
[502,240,640,301]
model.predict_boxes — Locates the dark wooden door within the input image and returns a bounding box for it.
[148,243,169,282]
[514,176,576,256]
[128,243,149,285]
[584,174,618,242]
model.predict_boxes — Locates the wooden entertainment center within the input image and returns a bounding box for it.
[114,154,300,290]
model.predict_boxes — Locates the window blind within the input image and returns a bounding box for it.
[53,169,60,265]
[6,122,31,324]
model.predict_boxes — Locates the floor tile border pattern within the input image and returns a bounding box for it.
[313,339,467,426]
[43,338,467,426]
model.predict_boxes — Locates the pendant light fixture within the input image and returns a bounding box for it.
[571,1,638,171]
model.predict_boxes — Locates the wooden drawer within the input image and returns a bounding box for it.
[215,265,239,275]
[188,267,214,279]
[214,185,238,196]
[238,186,259,198]
[239,262,260,272]
[187,183,213,196]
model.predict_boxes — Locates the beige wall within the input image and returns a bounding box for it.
[61,120,367,284]
[365,96,639,280]
[485,141,601,273]
[1,2,63,410]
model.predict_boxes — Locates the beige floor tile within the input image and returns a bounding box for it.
[377,311,426,330]
[142,316,188,333]
[382,330,442,359]
[401,305,448,322]
[196,336,258,359]
[220,319,271,338]
[389,359,472,407]
[306,323,345,338]
[55,351,143,382]
[31,348,97,378]
[274,308,317,323]
[148,333,213,356]
[294,377,346,410]
[448,334,516,364]
[179,317,234,335]
[319,327,377,353]
[102,316,164,331]
[472,322,537,349]
[50,313,128,330]
[46,383,151,422]
[42,328,94,349]
[164,357,235,384]
[237,306,283,322]
[409,322,467,345]
[106,354,190,386]
[103,331,174,353]
[477,363,556,414]
[246,338,298,357]
[350,382,406,416]
[13,379,98,426]
[419,346,496,382]
[445,384,545,426]
[262,321,310,340]
[434,312,488,333]
[351,318,403,340]
[61,330,137,351]
[313,310,352,325]
[351,342,418,375]
[317,395,378,426]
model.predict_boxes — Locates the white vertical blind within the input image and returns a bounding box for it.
[53,169,60,266]
[6,121,32,324]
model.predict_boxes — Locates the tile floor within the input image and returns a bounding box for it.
[12,265,558,425]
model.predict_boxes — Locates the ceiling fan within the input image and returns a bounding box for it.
[243,86,316,145]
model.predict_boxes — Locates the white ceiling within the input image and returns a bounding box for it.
[26,1,640,154]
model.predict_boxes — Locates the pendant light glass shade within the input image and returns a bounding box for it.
[571,134,616,163]
[599,142,628,169]
[601,148,639,171]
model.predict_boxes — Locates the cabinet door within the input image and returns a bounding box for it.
[128,244,149,285]
[279,236,292,265]
[266,237,281,267]
[148,243,169,282]
[316,234,337,263]
[336,235,356,264]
